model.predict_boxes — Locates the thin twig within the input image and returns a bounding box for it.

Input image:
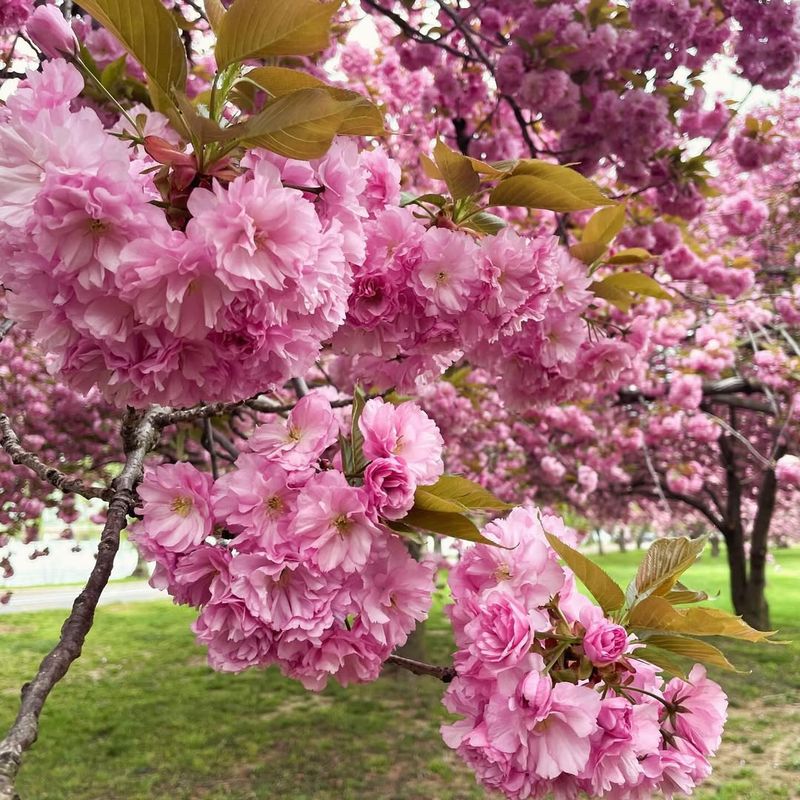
[0,413,113,501]
[385,654,457,682]
[202,417,220,480]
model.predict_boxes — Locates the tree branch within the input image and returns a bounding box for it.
[385,654,456,682]
[0,413,113,501]
[0,408,162,800]
[360,0,480,63]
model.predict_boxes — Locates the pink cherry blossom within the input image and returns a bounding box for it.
[247,394,337,470]
[359,397,444,484]
[290,471,380,573]
[362,456,416,520]
[135,463,214,553]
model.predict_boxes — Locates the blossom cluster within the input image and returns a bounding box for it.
[0,59,370,407]
[0,50,615,412]
[131,394,440,689]
[334,220,631,406]
[442,508,728,800]
[364,0,799,216]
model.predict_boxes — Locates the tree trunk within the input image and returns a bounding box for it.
[741,451,782,630]
[709,533,720,558]
[616,529,627,553]
[719,420,750,622]
[723,526,749,618]
[596,529,604,555]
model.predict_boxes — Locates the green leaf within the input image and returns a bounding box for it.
[400,192,447,208]
[582,204,626,246]
[569,240,607,265]
[100,55,127,90]
[403,508,497,545]
[640,634,738,672]
[416,475,513,513]
[230,88,360,160]
[544,532,625,614]
[631,646,686,678]
[592,271,671,311]
[205,0,226,33]
[243,67,383,136]
[630,595,777,643]
[629,536,707,605]
[174,93,235,145]
[606,247,653,265]
[489,162,615,212]
[78,0,187,100]
[413,486,467,514]
[463,211,507,234]
[215,0,341,70]
[432,139,481,200]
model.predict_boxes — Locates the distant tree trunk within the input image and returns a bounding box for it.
[742,453,781,630]
[635,528,647,549]
[616,528,627,553]
[709,533,721,558]
[596,529,604,556]
[131,546,149,579]
[717,417,776,631]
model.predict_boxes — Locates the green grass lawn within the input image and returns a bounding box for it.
[1,547,798,800]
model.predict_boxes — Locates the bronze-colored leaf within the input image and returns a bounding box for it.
[215,0,341,69]
[544,532,625,614]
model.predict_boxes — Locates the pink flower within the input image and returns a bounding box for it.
[359,397,444,484]
[171,545,231,608]
[117,234,231,339]
[583,619,630,666]
[449,507,565,610]
[247,393,337,470]
[582,696,661,795]
[229,555,338,638]
[463,591,538,674]
[26,5,77,59]
[211,455,299,555]
[356,535,435,646]
[136,463,214,553]
[413,227,481,313]
[668,373,703,410]
[362,456,415,520]
[290,471,380,572]
[186,158,323,296]
[775,454,800,488]
[483,670,601,779]
[664,664,728,756]
[192,597,274,673]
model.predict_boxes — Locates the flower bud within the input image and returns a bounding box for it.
[582,620,629,666]
[26,6,78,59]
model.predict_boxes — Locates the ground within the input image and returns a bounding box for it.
[1,548,798,800]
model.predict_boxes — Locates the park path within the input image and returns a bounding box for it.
[0,580,161,615]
